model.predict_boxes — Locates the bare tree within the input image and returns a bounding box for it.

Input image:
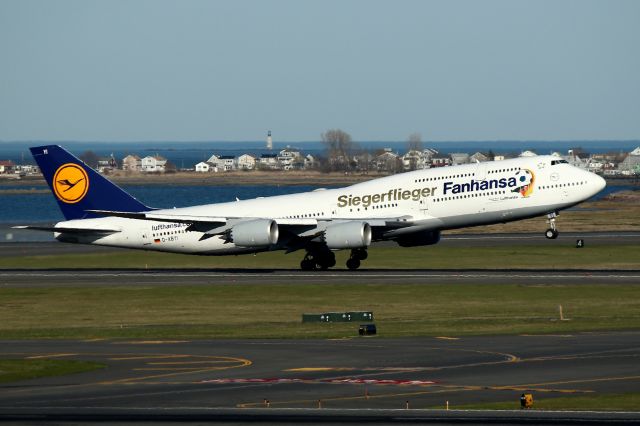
[405,133,423,171]
[321,129,354,172]
[79,150,100,168]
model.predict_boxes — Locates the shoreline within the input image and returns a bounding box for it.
[1,171,638,187]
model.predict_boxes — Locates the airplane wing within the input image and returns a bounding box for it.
[12,225,120,235]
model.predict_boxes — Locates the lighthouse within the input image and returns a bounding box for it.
[266,130,273,151]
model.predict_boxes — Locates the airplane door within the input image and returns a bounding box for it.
[141,226,151,246]
[476,162,488,181]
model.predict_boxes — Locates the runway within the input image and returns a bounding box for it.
[1,268,640,287]
[1,233,639,422]
[1,333,639,423]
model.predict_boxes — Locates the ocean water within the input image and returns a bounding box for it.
[0,184,330,224]
[0,182,630,225]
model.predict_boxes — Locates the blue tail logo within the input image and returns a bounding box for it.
[53,163,89,203]
[31,145,150,220]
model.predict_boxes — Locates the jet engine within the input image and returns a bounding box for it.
[230,219,279,247]
[394,230,440,247]
[324,222,372,249]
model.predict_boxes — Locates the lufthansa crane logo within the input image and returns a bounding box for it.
[53,163,89,203]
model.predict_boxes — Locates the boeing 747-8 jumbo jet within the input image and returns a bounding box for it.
[17,145,606,270]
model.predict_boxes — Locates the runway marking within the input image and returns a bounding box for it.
[26,353,78,359]
[205,378,437,386]
[109,354,192,361]
[100,356,252,384]
[435,336,459,340]
[113,340,188,345]
[498,375,640,390]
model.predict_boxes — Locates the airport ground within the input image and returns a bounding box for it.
[0,217,639,422]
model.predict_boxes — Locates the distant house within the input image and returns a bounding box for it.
[97,154,117,173]
[277,147,302,170]
[237,154,256,170]
[564,150,588,169]
[205,154,236,171]
[303,154,316,169]
[470,152,488,163]
[195,161,216,173]
[450,153,470,165]
[401,150,424,171]
[0,160,15,174]
[122,155,142,172]
[618,147,640,174]
[374,151,400,172]
[431,157,451,167]
[260,153,279,169]
[519,150,537,157]
[141,155,167,172]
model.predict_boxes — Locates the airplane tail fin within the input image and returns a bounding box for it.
[30,145,150,221]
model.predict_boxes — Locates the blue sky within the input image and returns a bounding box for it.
[1,0,638,142]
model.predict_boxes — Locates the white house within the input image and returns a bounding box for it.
[237,154,256,170]
[195,161,216,173]
[122,155,142,172]
[450,153,470,165]
[260,153,279,169]
[141,155,167,172]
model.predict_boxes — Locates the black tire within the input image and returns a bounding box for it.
[353,249,369,260]
[545,229,559,239]
[300,259,315,270]
[346,258,360,270]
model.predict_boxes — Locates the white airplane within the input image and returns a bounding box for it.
[17,145,606,270]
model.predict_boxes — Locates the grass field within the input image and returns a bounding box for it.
[448,393,640,411]
[1,283,639,339]
[0,359,104,383]
[1,243,639,270]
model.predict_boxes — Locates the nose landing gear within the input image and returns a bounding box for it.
[545,212,559,239]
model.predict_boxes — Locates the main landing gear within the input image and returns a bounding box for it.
[346,248,368,270]
[300,249,336,271]
[545,212,559,239]
[299,247,369,270]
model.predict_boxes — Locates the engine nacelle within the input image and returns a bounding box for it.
[394,230,440,247]
[324,222,372,249]
[230,219,279,248]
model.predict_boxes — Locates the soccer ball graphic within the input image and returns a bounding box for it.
[513,169,534,197]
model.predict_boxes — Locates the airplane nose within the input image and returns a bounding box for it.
[595,174,606,192]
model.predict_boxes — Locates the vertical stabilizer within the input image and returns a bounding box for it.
[30,145,150,220]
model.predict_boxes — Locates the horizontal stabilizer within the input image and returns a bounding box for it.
[12,225,120,235]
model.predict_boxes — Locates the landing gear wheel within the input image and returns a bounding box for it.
[352,248,368,261]
[545,212,559,240]
[300,259,315,270]
[346,258,361,270]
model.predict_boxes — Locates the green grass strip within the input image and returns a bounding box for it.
[1,244,638,270]
[447,393,640,411]
[1,283,639,339]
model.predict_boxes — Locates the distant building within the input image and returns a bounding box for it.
[450,153,469,165]
[618,147,640,174]
[278,147,302,170]
[266,130,273,150]
[218,155,236,171]
[0,160,15,174]
[122,155,142,172]
[195,161,216,173]
[431,157,451,167]
[141,155,167,172]
[97,154,117,173]
[470,152,488,163]
[519,150,537,157]
[259,153,279,169]
[237,154,257,170]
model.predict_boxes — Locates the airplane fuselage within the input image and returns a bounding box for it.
[53,155,606,256]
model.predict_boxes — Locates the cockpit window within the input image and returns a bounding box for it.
[551,159,569,166]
